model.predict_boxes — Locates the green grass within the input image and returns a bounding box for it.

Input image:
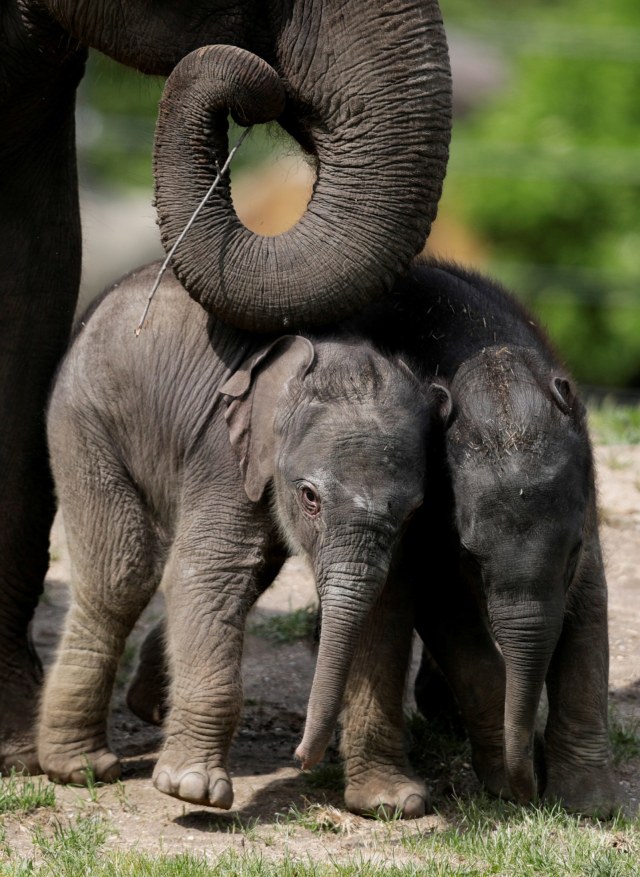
[303,762,345,795]
[1,800,639,876]
[0,772,56,815]
[406,711,470,780]
[401,797,640,876]
[248,605,318,646]
[31,814,111,876]
[280,801,356,835]
[609,710,640,765]
[588,402,640,445]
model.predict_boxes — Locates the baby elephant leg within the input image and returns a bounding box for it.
[416,573,507,799]
[341,573,428,819]
[126,619,169,726]
[543,538,620,817]
[38,466,158,785]
[152,534,265,809]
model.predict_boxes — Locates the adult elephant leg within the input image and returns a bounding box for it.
[543,531,619,816]
[0,12,86,773]
[342,571,428,819]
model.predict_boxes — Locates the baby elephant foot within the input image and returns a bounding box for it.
[0,740,41,776]
[39,747,121,785]
[472,732,544,803]
[472,745,509,799]
[543,762,624,818]
[153,755,233,809]
[126,624,169,726]
[345,770,429,819]
[126,672,167,726]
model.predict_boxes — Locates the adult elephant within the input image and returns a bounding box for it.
[0,1,451,772]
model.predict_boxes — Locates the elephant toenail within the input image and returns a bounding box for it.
[178,772,208,802]
[211,777,233,810]
[402,793,426,818]
[95,753,121,782]
[153,770,173,794]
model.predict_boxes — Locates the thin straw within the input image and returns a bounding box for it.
[135,125,252,336]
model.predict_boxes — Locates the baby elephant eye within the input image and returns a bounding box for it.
[297,483,321,516]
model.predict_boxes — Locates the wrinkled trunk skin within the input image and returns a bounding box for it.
[295,556,393,770]
[43,0,451,330]
[154,3,451,330]
[490,599,564,803]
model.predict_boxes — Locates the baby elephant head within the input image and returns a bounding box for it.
[221,335,431,767]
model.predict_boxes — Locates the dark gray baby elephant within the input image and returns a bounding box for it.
[38,265,429,809]
[341,261,619,818]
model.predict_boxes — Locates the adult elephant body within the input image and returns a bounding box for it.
[0,1,451,772]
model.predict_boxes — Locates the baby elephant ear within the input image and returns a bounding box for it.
[220,336,315,502]
[429,382,454,427]
[550,375,585,421]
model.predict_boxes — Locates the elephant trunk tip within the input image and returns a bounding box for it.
[294,740,324,772]
[294,726,333,770]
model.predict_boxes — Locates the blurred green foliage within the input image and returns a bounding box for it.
[77,53,163,188]
[443,0,640,387]
[588,401,640,445]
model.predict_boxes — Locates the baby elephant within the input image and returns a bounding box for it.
[343,260,619,818]
[39,265,429,809]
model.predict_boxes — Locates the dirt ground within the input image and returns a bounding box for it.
[4,445,640,863]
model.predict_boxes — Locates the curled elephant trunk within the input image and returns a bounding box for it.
[490,599,564,803]
[154,17,451,331]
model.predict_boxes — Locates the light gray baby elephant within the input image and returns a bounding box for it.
[39,264,429,809]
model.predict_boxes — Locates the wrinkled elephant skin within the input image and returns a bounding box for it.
[38,265,430,810]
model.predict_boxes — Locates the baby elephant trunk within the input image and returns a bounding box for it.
[491,597,565,803]
[295,554,393,770]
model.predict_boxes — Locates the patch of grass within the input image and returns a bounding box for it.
[79,762,101,805]
[0,811,639,876]
[31,813,111,876]
[588,402,640,445]
[406,711,471,781]
[0,771,56,815]
[248,605,317,646]
[609,709,640,765]
[402,796,640,876]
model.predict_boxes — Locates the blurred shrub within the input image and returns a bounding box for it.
[443,0,640,387]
